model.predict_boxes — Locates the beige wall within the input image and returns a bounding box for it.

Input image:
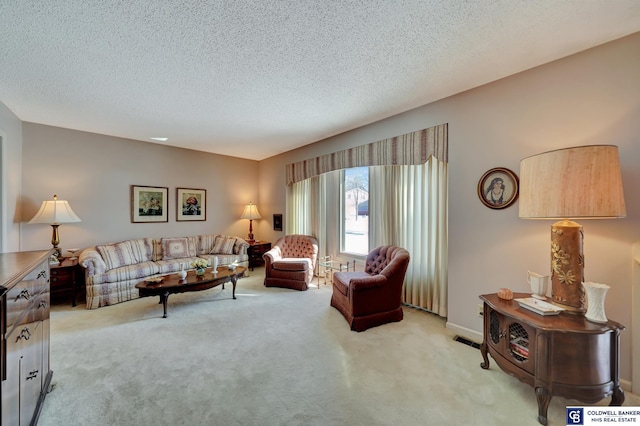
[0,101,23,252]
[258,32,640,382]
[21,124,259,251]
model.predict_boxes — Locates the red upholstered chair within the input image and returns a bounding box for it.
[263,235,319,291]
[330,245,410,331]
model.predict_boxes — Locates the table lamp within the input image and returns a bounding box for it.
[28,194,82,259]
[240,202,262,242]
[518,145,626,314]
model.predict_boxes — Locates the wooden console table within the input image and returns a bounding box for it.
[479,293,624,425]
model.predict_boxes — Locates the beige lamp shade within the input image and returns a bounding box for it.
[240,203,262,220]
[240,202,261,242]
[29,195,82,224]
[519,145,626,219]
[518,145,626,314]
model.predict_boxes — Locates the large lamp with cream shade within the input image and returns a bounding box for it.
[518,145,626,314]
[28,194,82,259]
[240,202,262,242]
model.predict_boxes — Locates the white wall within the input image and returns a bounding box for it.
[0,101,23,252]
[258,32,640,383]
[21,124,260,252]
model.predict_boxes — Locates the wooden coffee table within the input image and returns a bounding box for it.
[135,266,246,318]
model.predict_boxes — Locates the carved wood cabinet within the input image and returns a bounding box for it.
[479,293,624,426]
[1,250,53,425]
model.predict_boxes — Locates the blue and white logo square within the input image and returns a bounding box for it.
[566,407,584,425]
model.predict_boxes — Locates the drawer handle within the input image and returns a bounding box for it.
[14,289,31,301]
[37,270,47,279]
[38,300,48,309]
[26,370,39,380]
[16,327,31,342]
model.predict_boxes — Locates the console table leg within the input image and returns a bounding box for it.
[480,341,490,369]
[535,387,550,425]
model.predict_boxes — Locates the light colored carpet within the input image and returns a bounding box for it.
[39,270,638,426]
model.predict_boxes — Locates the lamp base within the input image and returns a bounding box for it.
[550,220,585,314]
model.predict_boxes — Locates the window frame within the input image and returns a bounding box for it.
[340,167,370,257]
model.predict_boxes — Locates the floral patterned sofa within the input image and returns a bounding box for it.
[79,234,249,309]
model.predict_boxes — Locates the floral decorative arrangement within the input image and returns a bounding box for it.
[190,258,209,270]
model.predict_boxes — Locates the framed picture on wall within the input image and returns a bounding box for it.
[273,214,283,231]
[176,188,206,221]
[131,185,168,222]
[477,167,519,209]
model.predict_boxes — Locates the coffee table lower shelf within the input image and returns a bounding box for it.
[136,266,246,318]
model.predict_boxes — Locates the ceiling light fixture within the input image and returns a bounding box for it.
[150,137,168,141]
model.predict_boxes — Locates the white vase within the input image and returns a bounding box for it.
[211,256,219,273]
[583,282,610,323]
[177,269,187,280]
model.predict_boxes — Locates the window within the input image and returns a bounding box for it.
[341,167,369,255]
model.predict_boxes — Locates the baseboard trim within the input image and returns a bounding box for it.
[445,321,482,344]
[445,321,637,396]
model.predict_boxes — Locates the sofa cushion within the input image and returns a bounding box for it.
[87,261,160,285]
[199,253,248,267]
[162,238,190,260]
[333,271,371,297]
[272,258,311,272]
[128,238,154,263]
[198,234,217,255]
[155,257,201,274]
[186,235,198,257]
[211,236,235,254]
[97,241,137,271]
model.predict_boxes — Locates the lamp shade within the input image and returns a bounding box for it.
[240,203,262,220]
[519,145,626,219]
[28,195,81,224]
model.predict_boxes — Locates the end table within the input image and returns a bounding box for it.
[248,241,271,271]
[50,257,85,306]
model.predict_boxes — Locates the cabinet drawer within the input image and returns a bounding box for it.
[252,245,270,255]
[4,271,46,332]
[50,267,73,282]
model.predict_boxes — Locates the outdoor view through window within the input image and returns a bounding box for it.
[343,167,369,255]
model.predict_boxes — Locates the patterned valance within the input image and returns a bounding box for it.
[286,123,448,185]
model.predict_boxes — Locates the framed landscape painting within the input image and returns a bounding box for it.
[177,188,206,221]
[131,185,168,223]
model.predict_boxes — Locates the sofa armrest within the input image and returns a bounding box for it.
[349,274,387,292]
[79,247,107,276]
[234,237,250,255]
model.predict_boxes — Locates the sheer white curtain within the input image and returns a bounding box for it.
[370,156,448,316]
[285,174,328,259]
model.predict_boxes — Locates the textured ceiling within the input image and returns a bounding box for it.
[1,1,639,161]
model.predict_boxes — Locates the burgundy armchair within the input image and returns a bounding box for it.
[330,245,410,331]
[263,235,319,291]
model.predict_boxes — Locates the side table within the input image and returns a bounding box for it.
[50,257,85,306]
[316,256,355,288]
[479,293,624,425]
[248,241,271,271]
